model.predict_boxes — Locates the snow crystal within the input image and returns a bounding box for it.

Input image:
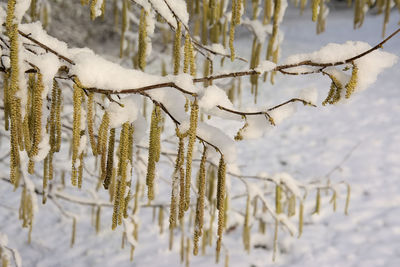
[255,60,277,74]
[106,95,142,128]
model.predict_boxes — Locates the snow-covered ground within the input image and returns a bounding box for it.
[1,6,399,267]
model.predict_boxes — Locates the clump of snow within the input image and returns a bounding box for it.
[106,96,142,128]
[14,0,30,22]
[299,87,318,105]
[273,172,301,197]
[199,85,234,111]
[32,132,50,162]
[148,0,188,28]
[27,53,61,98]
[269,102,296,125]
[179,120,237,163]
[71,51,166,90]
[210,43,227,55]
[170,73,200,94]
[19,22,70,58]
[239,115,271,140]
[255,60,277,74]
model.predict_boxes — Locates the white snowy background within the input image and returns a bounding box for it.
[1,4,399,267]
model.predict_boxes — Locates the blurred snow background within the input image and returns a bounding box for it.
[0,3,399,267]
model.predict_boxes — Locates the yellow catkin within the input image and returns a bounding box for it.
[101,0,106,17]
[201,1,208,45]
[138,8,148,70]
[104,128,115,189]
[170,136,185,232]
[90,0,98,20]
[98,112,110,182]
[316,0,325,34]
[216,155,226,263]
[243,195,251,252]
[87,93,97,155]
[71,84,83,186]
[300,0,307,14]
[298,201,304,237]
[7,0,24,186]
[158,206,164,234]
[55,83,62,152]
[314,188,321,214]
[185,237,190,267]
[43,155,49,204]
[78,153,84,189]
[146,105,162,201]
[193,146,207,255]
[345,63,358,99]
[70,218,76,248]
[49,80,58,152]
[184,100,199,211]
[174,22,182,75]
[265,0,281,82]
[112,180,121,230]
[95,206,101,234]
[275,184,282,214]
[3,72,10,131]
[288,194,296,217]
[117,122,130,224]
[183,33,191,74]
[120,0,128,57]
[264,0,272,24]
[312,0,320,22]
[330,191,337,212]
[345,184,351,215]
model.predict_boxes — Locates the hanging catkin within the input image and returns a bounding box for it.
[174,22,182,75]
[184,100,199,210]
[146,105,162,201]
[193,146,207,255]
[87,93,97,155]
[98,112,110,182]
[216,155,226,263]
[138,8,148,70]
[265,0,281,83]
[103,128,115,189]
[345,63,358,99]
[71,83,83,186]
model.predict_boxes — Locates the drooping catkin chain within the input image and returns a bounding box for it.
[3,72,10,131]
[174,22,182,75]
[87,93,97,155]
[170,134,185,233]
[322,73,344,105]
[146,105,162,201]
[298,201,304,237]
[184,33,191,74]
[120,0,128,57]
[138,8,148,71]
[312,0,320,22]
[184,100,199,211]
[98,112,110,183]
[273,183,282,261]
[103,128,116,189]
[6,0,24,186]
[90,0,97,20]
[229,0,243,61]
[345,63,358,99]
[193,146,207,255]
[265,0,281,83]
[28,72,45,174]
[242,194,251,252]
[116,122,131,225]
[71,83,83,186]
[216,155,226,263]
